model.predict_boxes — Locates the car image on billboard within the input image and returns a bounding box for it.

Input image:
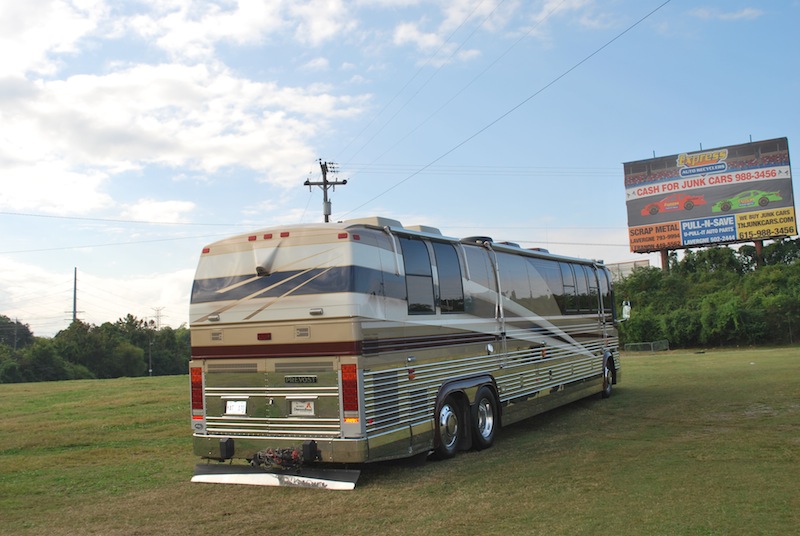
[711,189,783,213]
[640,193,707,217]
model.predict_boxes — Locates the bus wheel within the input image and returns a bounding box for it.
[471,386,498,450]
[601,359,614,399]
[434,395,461,459]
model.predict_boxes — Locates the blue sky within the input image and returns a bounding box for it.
[1,0,798,337]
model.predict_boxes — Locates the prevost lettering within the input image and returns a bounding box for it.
[284,375,318,384]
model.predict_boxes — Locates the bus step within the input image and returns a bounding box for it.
[191,464,360,490]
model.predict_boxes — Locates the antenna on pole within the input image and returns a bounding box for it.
[304,160,347,222]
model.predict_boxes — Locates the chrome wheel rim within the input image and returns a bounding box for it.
[439,403,458,450]
[476,398,494,440]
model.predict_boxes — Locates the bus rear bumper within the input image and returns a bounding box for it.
[193,434,369,464]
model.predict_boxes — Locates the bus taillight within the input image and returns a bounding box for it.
[341,364,359,423]
[190,367,204,411]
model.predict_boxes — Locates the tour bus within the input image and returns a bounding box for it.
[189,217,620,487]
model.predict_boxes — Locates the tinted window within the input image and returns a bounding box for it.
[432,242,464,313]
[399,237,435,314]
[575,265,590,312]
[527,257,563,316]
[464,246,494,290]
[598,267,613,315]
[560,263,578,312]
[498,252,530,309]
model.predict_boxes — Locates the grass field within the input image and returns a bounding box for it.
[1,348,798,536]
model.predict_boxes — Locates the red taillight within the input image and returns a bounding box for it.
[190,367,204,411]
[341,364,359,422]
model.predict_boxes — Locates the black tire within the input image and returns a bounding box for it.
[471,387,498,450]
[433,395,461,459]
[601,358,614,399]
[759,197,769,207]
[684,201,694,210]
[721,202,732,212]
[648,206,658,215]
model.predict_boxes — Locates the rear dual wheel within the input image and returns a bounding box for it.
[471,387,498,450]
[434,395,461,459]
[601,358,614,399]
[434,388,499,459]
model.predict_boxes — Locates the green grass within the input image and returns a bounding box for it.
[1,348,798,535]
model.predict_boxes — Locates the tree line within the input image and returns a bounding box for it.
[615,238,800,348]
[0,314,190,383]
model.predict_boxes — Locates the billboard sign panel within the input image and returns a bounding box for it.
[624,137,795,253]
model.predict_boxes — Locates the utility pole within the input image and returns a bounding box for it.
[72,267,77,322]
[304,160,347,222]
[65,267,84,324]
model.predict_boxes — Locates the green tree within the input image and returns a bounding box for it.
[0,315,34,349]
[19,340,70,382]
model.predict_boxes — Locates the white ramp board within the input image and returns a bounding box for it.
[192,464,360,490]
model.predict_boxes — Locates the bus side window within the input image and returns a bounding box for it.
[399,237,435,314]
[587,266,600,313]
[598,267,614,319]
[575,265,592,313]
[560,263,578,313]
[527,257,564,316]
[432,242,465,313]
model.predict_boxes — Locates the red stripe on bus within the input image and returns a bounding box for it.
[192,341,362,358]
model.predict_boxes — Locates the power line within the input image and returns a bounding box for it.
[0,210,253,227]
[342,0,570,177]
[341,0,673,217]
[336,0,503,164]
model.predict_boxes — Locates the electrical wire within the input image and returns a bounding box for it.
[340,0,674,218]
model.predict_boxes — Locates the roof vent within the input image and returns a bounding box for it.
[405,224,442,235]
[461,236,493,245]
[344,216,403,229]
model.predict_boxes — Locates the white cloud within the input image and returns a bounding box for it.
[122,199,196,223]
[0,165,112,215]
[301,57,330,71]
[0,0,107,76]
[393,21,443,51]
[289,0,358,46]
[690,8,763,21]
[126,0,288,60]
[0,62,371,200]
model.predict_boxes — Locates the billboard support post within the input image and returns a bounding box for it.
[660,249,670,271]
[754,240,764,267]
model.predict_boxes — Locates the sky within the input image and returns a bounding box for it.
[1,0,798,337]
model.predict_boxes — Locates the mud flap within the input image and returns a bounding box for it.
[191,464,360,490]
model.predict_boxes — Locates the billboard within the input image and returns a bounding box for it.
[624,137,795,253]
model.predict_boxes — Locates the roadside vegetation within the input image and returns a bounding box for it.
[0,315,190,383]
[1,348,797,535]
[616,238,800,347]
